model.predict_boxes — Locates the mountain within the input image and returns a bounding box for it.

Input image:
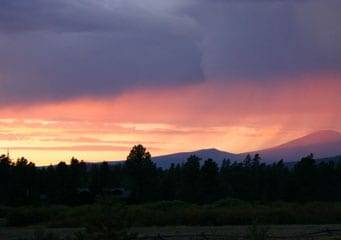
[248,130,341,163]
[97,130,341,168]
[153,148,240,168]
[152,130,341,167]
[318,155,341,165]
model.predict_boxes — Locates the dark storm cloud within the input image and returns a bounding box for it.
[0,0,110,32]
[0,0,184,33]
[186,0,341,80]
[0,31,202,103]
[0,0,341,104]
[0,0,203,104]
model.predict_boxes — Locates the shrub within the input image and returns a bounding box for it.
[211,198,251,208]
[6,206,63,226]
[47,205,100,228]
[141,200,192,211]
[246,224,269,240]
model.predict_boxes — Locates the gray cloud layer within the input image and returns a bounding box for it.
[0,0,203,103]
[187,0,341,80]
[0,0,341,104]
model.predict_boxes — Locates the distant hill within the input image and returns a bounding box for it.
[152,148,241,168]
[247,130,341,163]
[92,130,341,168]
[151,130,341,167]
[317,155,341,165]
[39,130,341,170]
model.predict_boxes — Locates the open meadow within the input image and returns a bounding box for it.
[2,201,341,239]
[2,224,341,240]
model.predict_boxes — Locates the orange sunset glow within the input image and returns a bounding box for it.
[1,74,340,165]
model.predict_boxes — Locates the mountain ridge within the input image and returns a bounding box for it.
[152,148,241,168]
[72,130,341,169]
[151,130,341,168]
[248,130,341,163]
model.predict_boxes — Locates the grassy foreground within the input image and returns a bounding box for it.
[3,200,341,227]
[2,200,341,239]
[135,224,341,237]
[1,225,341,240]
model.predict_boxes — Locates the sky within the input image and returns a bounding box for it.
[1,0,341,165]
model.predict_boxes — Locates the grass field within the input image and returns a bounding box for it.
[3,202,341,239]
[134,224,341,237]
[2,225,341,240]
[0,227,83,240]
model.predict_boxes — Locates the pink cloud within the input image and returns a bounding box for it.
[1,73,340,164]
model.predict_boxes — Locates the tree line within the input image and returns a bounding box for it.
[0,144,341,206]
